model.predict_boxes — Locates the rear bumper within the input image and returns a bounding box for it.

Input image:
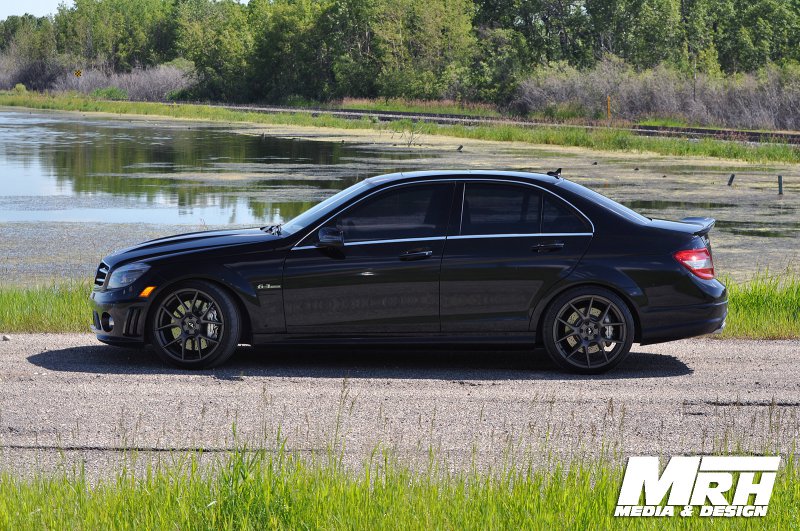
[90,289,148,346]
[638,297,728,345]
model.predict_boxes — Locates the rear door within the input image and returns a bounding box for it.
[283,182,456,334]
[440,181,593,332]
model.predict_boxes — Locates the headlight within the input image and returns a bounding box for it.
[107,263,150,289]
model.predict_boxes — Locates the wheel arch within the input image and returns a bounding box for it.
[532,281,643,344]
[142,276,253,345]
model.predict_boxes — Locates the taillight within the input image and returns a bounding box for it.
[674,248,715,280]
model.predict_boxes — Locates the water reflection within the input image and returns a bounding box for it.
[0,111,430,225]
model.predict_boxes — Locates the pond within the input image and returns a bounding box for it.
[0,111,429,226]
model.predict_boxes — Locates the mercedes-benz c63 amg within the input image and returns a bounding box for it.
[90,170,727,373]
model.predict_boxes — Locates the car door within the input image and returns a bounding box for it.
[283,182,456,334]
[440,181,593,332]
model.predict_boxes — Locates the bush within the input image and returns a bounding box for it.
[13,83,26,93]
[512,58,800,130]
[90,86,129,100]
[52,65,195,101]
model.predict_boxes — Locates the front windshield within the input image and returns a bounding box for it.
[280,180,373,235]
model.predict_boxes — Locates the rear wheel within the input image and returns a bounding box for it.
[150,280,241,369]
[542,287,635,374]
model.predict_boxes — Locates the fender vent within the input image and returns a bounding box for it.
[94,262,109,287]
[124,308,141,336]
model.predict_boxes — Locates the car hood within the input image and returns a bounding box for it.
[102,228,282,267]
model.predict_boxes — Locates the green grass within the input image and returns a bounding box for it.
[0,281,91,333]
[2,91,800,163]
[0,273,798,339]
[334,96,502,117]
[723,270,800,339]
[0,447,797,529]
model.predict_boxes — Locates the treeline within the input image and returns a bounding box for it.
[1,0,800,108]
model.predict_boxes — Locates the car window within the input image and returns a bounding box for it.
[281,179,373,235]
[461,183,542,235]
[542,195,589,233]
[333,183,452,242]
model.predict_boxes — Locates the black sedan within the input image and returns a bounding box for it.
[90,170,727,373]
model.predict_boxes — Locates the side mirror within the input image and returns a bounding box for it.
[316,227,344,248]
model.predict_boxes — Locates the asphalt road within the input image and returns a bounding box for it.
[1,334,798,476]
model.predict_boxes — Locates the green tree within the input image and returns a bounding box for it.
[176,0,253,100]
[373,0,475,99]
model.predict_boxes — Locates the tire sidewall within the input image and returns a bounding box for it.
[542,286,635,374]
[148,280,241,369]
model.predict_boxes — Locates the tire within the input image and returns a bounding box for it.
[149,280,241,369]
[542,286,635,374]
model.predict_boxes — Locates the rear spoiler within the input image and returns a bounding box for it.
[679,217,716,236]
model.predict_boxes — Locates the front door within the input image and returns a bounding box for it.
[283,182,456,334]
[440,181,593,332]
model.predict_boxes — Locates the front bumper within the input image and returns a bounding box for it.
[90,288,149,346]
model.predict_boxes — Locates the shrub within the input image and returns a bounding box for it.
[52,65,195,101]
[512,58,800,130]
[13,83,26,93]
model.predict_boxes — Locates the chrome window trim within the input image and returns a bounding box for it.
[448,232,593,240]
[293,236,447,251]
[291,177,595,250]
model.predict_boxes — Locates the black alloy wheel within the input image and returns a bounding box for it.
[542,287,635,374]
[150,280,241,369]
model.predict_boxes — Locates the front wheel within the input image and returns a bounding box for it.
[149,280,241,369]
[542,287,635,374]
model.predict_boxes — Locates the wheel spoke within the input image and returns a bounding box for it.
[200,319,223,326]
[587,297,595,318]
[156,322,179,331]
[180,337,186,360]
[599,303,611,322]
[200,303,216,320]
[557,331,579,342]
[162,335,182,349]
[565,343,583,359]
[600,343,610,363]
[584,345,591,367]
[200,334,219,344]
[569,302,584,320]
[602,322,624,327]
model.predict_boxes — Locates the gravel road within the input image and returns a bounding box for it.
[1,334,798,476]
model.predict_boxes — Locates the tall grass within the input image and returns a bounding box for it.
[0,274,797,339]
[723,270,800,339]
[1,91,799,163]
[0,281,91,333]
[0,448,797,529]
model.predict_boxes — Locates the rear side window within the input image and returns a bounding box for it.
[461,183,542,235]
[334,183,452,242]
[542,196,589,233]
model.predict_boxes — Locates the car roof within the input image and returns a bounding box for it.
[365,170,563,186]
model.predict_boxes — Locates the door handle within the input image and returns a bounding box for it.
[399,249,433,261]
[532,241,565,253]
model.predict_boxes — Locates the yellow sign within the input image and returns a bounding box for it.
[74,70,82,78]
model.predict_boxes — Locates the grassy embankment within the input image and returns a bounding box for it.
[0,272,797,338]
[2,92,800,164]
[0,448,797,529]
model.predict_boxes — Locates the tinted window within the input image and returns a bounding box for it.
[542,196,588,233]
[333,183,452,242]
[461,183,541,235]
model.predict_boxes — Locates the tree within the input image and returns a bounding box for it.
[176,0,253,100]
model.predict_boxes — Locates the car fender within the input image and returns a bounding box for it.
[528,262,646,341]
